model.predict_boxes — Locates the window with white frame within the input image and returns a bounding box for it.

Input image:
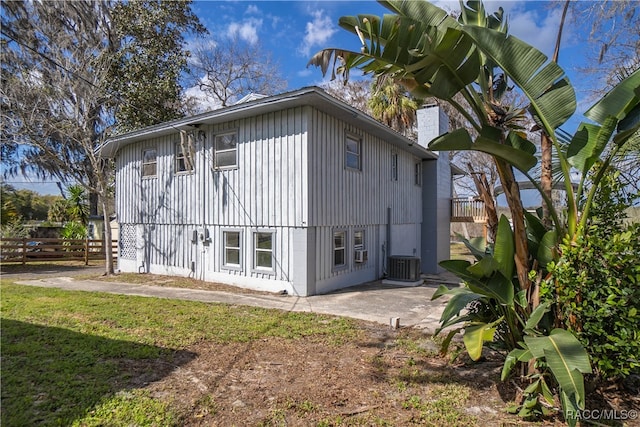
[354,230,365,250]
[142,148,157,177]
[223,231,241,268]
[175,142,194,173]
[354,229,366,263]
[415,161,422,186]
[214,131,238,168]
[391,152,398,181]
[254,232,273,270]
[345,134,361,170]
[333,230,346,267]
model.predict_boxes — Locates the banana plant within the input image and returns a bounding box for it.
[308,1,634,422]
[502,302,592,427]
[432,213,554,356]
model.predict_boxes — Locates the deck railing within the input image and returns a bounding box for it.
[0,238,117,265]
[451,198,488,223]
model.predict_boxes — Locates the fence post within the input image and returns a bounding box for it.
[84,237,89,265]
[22,238,26,265]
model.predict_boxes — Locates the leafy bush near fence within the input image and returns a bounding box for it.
[545,171,640,380]
[61,221,87,240]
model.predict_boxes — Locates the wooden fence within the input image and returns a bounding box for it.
[0,238,118,265]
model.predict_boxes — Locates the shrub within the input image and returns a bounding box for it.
[0,219,30,239]
[545,171,640,380]
[61,221,87,240]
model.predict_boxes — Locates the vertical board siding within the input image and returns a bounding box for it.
[202,107,307,228]
[114,106,308,289]
[114,102,425,293]
[203,225,293,283]
[116,107,308,229]
[313,224,379,291]
[308,109,422,227]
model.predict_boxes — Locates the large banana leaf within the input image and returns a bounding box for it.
[566,118,618,174]
[439,258,514,306]
[464,322,497,360]
[524,329,591,409]
[432,285,483,327]
[309,1,482,101]
[584,68,640,125]
[429,128,537,171]
[493,215,514,280]
[462,26,576,132]
[379,0,457,30]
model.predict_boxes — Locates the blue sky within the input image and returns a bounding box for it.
[7,1,601,195]
[189,1,589,103]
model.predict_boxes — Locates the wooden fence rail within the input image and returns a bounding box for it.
[451,198,488,223]
[0,238,117,265]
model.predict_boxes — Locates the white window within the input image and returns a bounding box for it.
[345,134,361,170]
[391,153,398,181]
[214,131,238,169]
[415,161,422,186]
[175,142,194,173]
[354,230,364,250]
[254,232,273,270]
[354,229,367,263]
[142,148,157,177]
[333,230,346,267]
[223,231,241,268]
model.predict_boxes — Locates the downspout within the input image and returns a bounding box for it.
[199,129,207,281]
[384,206,391,276]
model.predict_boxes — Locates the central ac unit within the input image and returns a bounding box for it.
[388,256,421,281]
[355,249,368,263]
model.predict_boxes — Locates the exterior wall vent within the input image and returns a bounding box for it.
[388,256,421,281]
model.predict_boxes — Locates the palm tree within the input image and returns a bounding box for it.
[66,185,89,225]
[368,76,422,138]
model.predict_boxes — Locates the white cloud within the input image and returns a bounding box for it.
[245,4,259,15]
[183,83,224,114]
[427,2,572,58]
[507,6,567,58]
[299,10,337,57]
[227,18,263,45]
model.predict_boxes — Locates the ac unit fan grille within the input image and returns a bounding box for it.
[388,256,421,281]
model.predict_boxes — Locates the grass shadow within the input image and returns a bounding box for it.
[1,318,195,426]
[0,261,107,278]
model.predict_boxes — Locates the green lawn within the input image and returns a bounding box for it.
[0,281,358,426]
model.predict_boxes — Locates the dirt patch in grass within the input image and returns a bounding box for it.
[149,329,639,426]
[94,272,279,296]
[147,327,513,426]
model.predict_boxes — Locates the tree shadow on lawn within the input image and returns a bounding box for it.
[1,318,195,426]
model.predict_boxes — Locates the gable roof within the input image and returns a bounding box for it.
[98,86,438,160]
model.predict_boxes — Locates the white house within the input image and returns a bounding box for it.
[99,87,453,296]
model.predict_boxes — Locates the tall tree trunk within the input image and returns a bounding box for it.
[467,164,499,242]
[98,183,114,275]
[495,159,530,291]
[540,132,553,228]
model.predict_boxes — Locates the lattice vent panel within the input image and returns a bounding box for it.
[119,224,137,260]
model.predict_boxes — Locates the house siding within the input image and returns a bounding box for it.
[115,107,309,293]
[308,109,422,226]
[111,90,448,296]
[307,108,423,294]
